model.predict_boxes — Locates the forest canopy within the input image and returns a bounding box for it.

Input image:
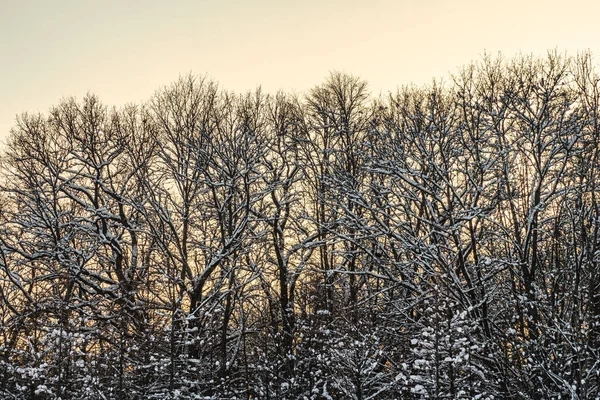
[1,51,600,399]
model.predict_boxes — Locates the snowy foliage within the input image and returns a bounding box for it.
[2,52,600,398]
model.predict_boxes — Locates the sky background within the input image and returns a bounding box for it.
[2,0,600,146]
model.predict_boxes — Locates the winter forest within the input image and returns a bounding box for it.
[1,52,600,399]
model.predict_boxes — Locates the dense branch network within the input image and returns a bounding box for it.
[1,51,600,399]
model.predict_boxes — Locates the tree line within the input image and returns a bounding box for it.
[1,51,600,399]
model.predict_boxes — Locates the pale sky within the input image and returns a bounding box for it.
[2,0,600,146]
